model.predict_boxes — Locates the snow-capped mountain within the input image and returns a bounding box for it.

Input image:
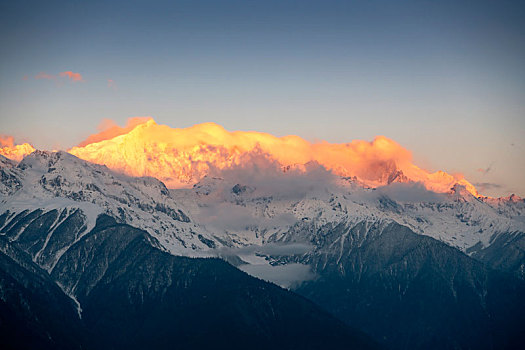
[0,151,221,260]
[67,119,480,196]
[1,150,524,270]
[1,150,524,349]
[183,174,525,252]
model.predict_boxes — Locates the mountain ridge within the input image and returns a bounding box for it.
[0,214,379,350]
[1,149,524,349]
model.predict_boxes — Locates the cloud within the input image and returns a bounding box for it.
[190,153,343,234]
[374,182,446,203]
[190,150,340,232]
[196,200,297,232]
[0,135,15,148]
[239,263,316,289]
[255,242,312,255]
[207,150,339,200]
[477,162,494,175]
[32,71,84,83]
[197,202,261,231]
[473,182,503,191]
[34,72,55,80]
[217,242,313,256]
[213,241,315,288]
[59,71,84,82]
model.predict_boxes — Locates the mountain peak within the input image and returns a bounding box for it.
[66,121,482,197]
[0,139,36,162]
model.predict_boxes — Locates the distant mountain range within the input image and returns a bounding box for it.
[1,150,524,349]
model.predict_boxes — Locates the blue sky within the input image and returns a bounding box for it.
[1,0,524,196]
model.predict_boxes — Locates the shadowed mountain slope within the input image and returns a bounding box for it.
[0,215,378,350]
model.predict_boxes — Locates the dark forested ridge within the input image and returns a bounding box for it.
[291,222,525,349]
[0,215,377,350]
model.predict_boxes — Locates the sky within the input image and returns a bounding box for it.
[0,0,524,197]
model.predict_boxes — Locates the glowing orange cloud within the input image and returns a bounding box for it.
[59,71,84,82]
[0,135,36,162]
[0,135,15,148]
[69,119,479,196]
[34,72,55,80]
[32,71,83,82]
